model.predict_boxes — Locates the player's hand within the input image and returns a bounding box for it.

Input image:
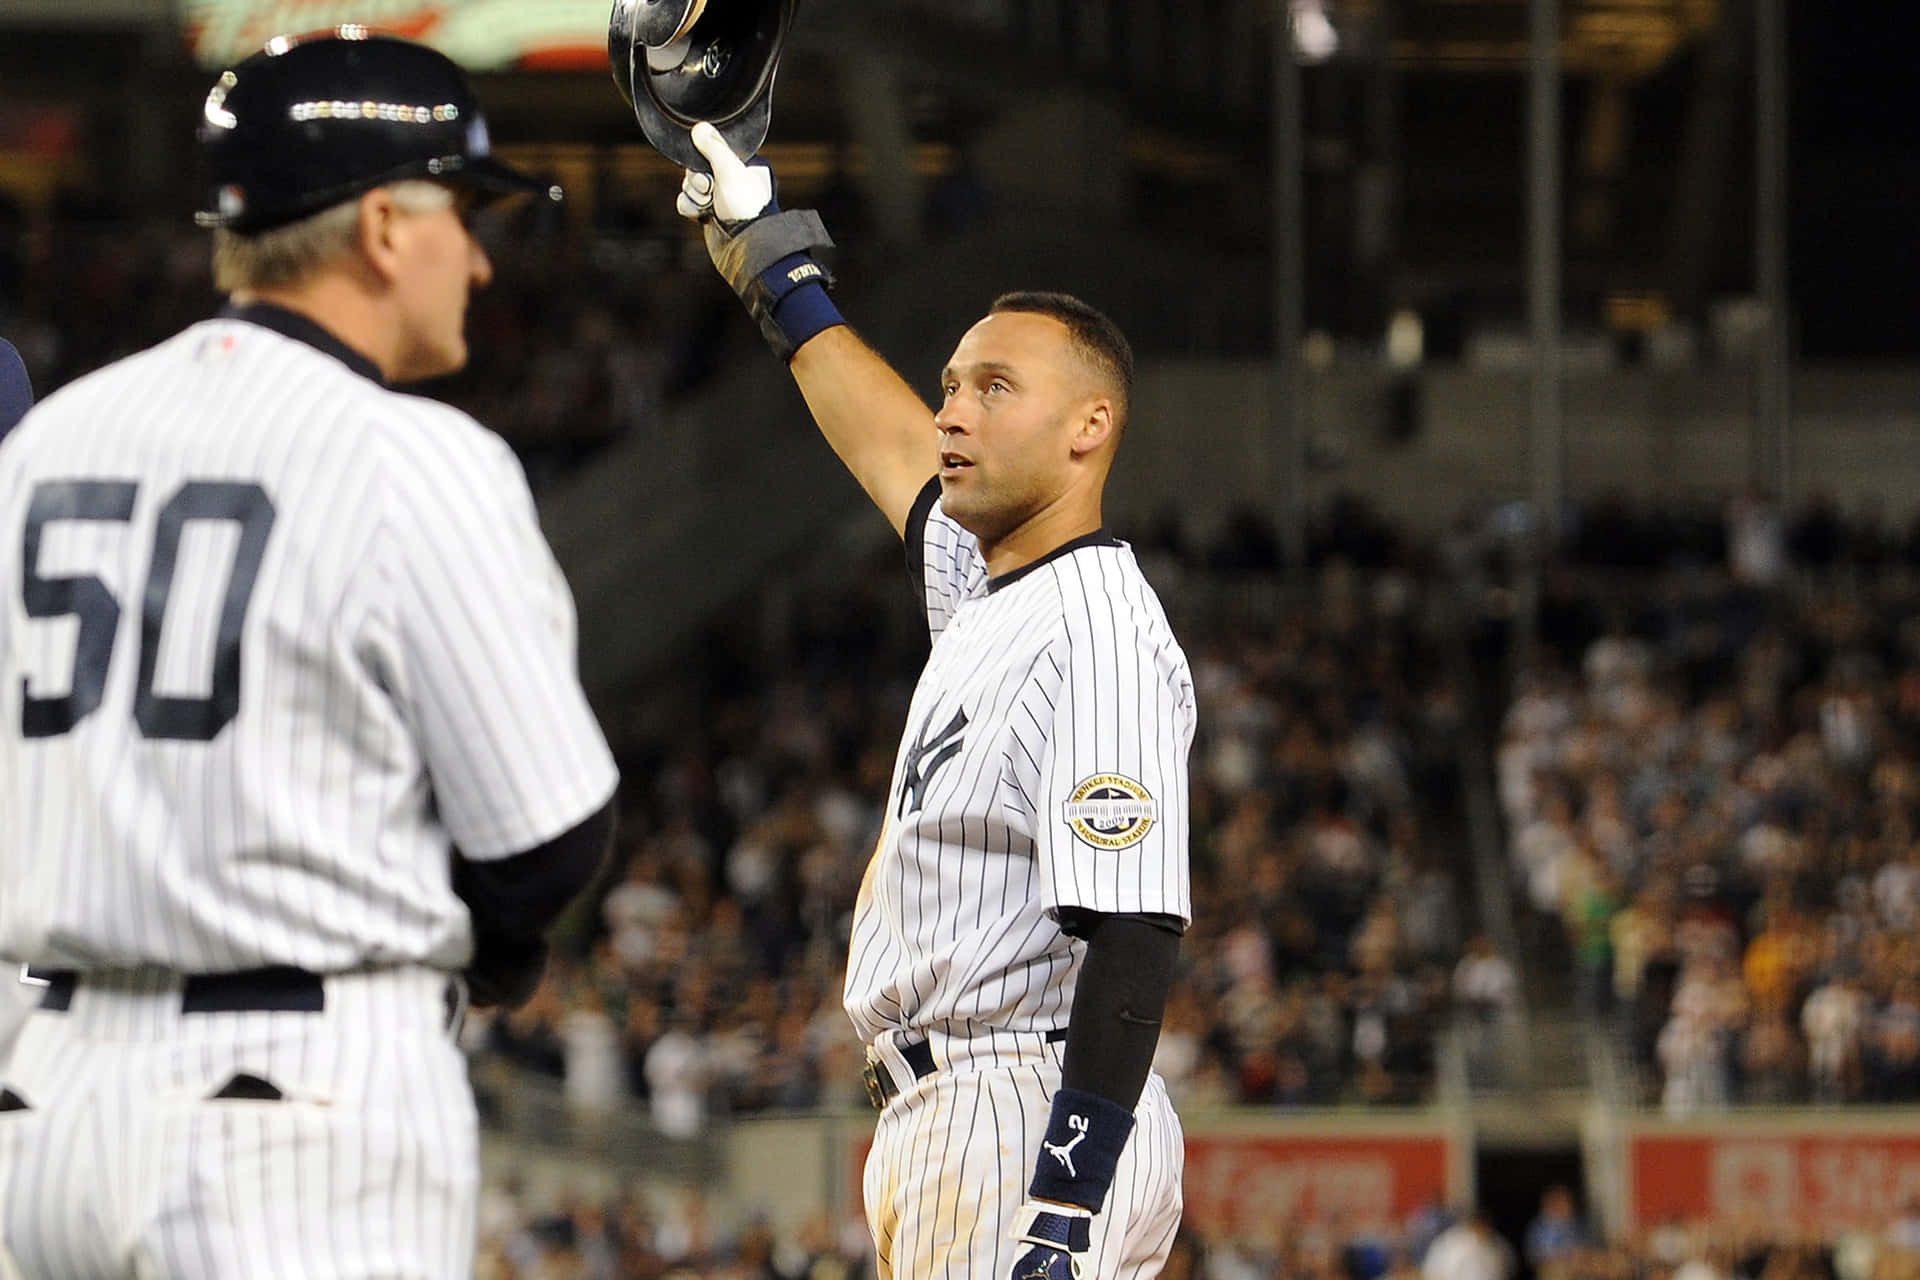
[676,120,774,227]
[1009,1201,1091,1280]
[674,118,840,362]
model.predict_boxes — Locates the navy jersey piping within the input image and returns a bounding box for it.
[988,528,1122,593]
[907,478,1122,597]
[904,476,941,598]
[221,301,385,385]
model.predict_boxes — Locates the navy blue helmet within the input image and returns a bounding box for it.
[609,0,798,172]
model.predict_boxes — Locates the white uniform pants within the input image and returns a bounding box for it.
[863,1028,1184,1280]
[0,967,477,1279]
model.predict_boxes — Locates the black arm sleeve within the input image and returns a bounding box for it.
[1057,910,1184,1110]
[452,797,617,1007]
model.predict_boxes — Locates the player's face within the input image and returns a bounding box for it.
[389,192,493,382]
[934,312,1103,543]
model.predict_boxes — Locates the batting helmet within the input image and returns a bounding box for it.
[609,0,798,171]
[196,26,561,233]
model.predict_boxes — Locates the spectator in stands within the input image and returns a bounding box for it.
[1886,1198,1920,1251]
[604,847,680,973]
[1741,995,1808,1104]
[1525,1186,1589,1272]
[1611,880,1677,1016]
[1671,1238,1734,1280]
[1514,790,1582,921]
[1568,858,1623,1018]
[561,984,627,1136]
[1424,1210,1515,1280]
[1867,977,1920,1102]
[644,1011,710,1140]
[1455,935,1520,1026]
[1804,969,1869,1103]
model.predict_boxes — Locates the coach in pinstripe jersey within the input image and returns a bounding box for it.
[0,31,617,1278]
[679,125,1196,1279]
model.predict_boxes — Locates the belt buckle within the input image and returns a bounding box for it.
[862,1047,894,1111]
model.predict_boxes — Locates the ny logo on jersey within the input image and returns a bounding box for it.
[1044,1113,1090,1178]
[898,705,968,816]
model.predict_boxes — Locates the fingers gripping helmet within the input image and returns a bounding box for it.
[196,27,560,233]
[609,0,798,171]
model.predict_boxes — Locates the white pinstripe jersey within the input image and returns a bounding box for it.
[0,305,618,973]
[843,481,1196,1045]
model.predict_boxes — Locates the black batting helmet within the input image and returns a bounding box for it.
[196,26,561,233]
[609,0,798,171]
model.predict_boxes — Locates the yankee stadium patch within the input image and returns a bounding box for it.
[1063,774,1157,849]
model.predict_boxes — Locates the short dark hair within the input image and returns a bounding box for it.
[989,291,1133,429]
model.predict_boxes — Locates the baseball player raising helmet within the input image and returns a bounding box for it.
[676,123,1196,1279]
[0,29,616,1278]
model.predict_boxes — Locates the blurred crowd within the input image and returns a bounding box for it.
[472,1179,870,1280]
[470,1172,1920,1280]
[0,199,732,490]
[0,166,956,490]
[1502,495,1920,1109]
[460,511,1477,1138]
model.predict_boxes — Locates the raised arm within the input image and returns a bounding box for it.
[679,122,933,538]
[787,328,934,538]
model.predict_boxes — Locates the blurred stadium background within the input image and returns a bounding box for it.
[7,0,1920,1277]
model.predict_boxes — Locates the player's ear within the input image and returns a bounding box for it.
[354,186,405,285]
[1069,398,1117,459]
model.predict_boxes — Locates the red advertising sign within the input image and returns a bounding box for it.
[1631,1130,1920,1229]
[1183,1133,1453,1236]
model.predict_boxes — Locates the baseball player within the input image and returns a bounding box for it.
[678,124,1195,1279]
[0,30,617,1278]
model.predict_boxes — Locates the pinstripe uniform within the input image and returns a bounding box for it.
[0,306,617,1277]
[855,480,1194,1280]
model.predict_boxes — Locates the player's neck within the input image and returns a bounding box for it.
[979,496,1104,580]
[236,280,401,383]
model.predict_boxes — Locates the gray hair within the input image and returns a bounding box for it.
[212,179,454,294]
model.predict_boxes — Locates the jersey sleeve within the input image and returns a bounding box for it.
[1031,561,1196,925]
[374,416,618,860]
[904,478,987,640]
